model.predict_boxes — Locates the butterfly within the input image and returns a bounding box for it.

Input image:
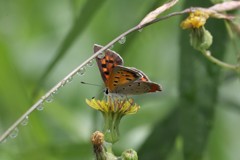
[94,44,162,95]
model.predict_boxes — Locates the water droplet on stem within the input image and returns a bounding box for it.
[45,95,53,103]
[87,60,94,67]
[21,116,29,126]
[77,67,86,76]
[118,36,126,44]
[37,103,44,111]
[97,52,105,59]
[52,89,58,95]
[61,80,67,87]
[9,128,19,139]
[66,76,73,83]
[109,45,114,49]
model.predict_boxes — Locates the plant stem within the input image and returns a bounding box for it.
[201,50,240,71]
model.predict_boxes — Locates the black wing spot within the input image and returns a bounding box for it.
[126,78,132,81]
[133,74,139,78]
[102,64,107,68]
[104,71,110,75]
[114,80,118,83]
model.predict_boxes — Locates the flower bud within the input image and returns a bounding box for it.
[190,27,213,51]
[91,131,107,160]
[121,149,138,160]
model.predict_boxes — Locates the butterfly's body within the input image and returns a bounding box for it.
[94,44,162,96]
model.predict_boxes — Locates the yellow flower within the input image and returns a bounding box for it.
[86,97,140,143]
[86,97,140,115]
[181,10,209,29]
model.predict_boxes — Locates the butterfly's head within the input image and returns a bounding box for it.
[104,88,109,95]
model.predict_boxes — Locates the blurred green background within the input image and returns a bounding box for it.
[0,0,240,160]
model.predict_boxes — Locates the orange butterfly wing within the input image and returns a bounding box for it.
[132,68,162,93]
[130,68,150,82]
[94,44,123,86]
[94,44,162,95]
[108,66,162,94]
[107,66,142,92]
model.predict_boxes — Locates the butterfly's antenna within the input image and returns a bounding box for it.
[80,81,106,99]
[80,81,102,87]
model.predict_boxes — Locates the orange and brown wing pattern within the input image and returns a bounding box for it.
[109,66,162,94]
[113,81,162,95]
[94,44,162,95]
[131,68,150,82]
[94,44,123,85]
[107,66,142,92]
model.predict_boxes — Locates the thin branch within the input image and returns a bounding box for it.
[139,9,189,28]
